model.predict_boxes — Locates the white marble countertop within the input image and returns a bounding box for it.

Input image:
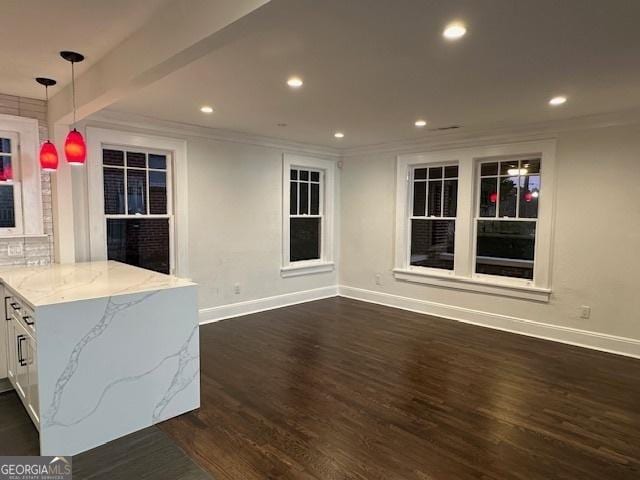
[0,261,195,307]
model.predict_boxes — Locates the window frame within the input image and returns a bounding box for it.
[0,114,44,238]
[281,154,336,277]
[407,161,459,276]
[0,131,23,235]
[394,140,556,302]
[86,127,189,277]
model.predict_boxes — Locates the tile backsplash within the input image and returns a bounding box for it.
[0,93,54,266]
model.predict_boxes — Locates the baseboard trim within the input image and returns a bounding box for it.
[338,285,640,359]
[199,285,339,324]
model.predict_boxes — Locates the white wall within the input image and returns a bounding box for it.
[186,136,338,309]
[340,124,640,343]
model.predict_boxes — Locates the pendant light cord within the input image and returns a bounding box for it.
[71,61,77,126]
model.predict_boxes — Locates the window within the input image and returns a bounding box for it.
[289,168,322,262]
[476,158,540,280]
[0,132,23,234]
[410,165,458,270]
[102,147,172,274]
[394,141,555,301]
[282,154,336,277]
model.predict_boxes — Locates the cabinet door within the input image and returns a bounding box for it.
[13,320,28,400]
[6,316,16,383]
[0,290,8,380]
[26,336,39,425]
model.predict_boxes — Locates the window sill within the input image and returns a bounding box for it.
[281,261,335,278]
[0,233,48,239]
[392,268,551,302]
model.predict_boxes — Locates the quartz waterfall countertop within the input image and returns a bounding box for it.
[0,261,194,307]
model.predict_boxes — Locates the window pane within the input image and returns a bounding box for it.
[310,171,320,182]
[444,165,458,178]
[498,177,518,217]
[103,167,125,214]
[126,151,146,168]
[299,170,309,181]
[521,158,540,174]
[500,160,519,176]
[148,154,166,170]
[479,177,497,217]
[0,156,12,181]
[290,181,298,215]
[310,182,320,215]
[107,218,170,274]
[428,166,443,179]
[476,220,536,279]
[414,168,427,180]
[290,169,298,180]
[0,185,15,227]
[519,175,540,218]
[103,149,124,166]
[299,182,309,214]
[428,180,442,216]
[481,162,498,176]
[149,171,167,214]
[410,219,455,270]
[290,217,321,261]
[127,169,147,214]
[413,181,426,216]
[0,138,11,153]
[443,179,457,217]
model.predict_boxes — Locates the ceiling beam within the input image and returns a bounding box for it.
[48,0,271,126]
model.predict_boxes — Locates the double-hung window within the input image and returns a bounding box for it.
[395,140,555,301]
[282,154,336,277]
[102,147,173,274]
[0,132,23,234]
[410,164,458,270]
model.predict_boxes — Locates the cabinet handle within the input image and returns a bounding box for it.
[4,296,10,321]
[17,335,27,367]
[10,302,21,311]
[22,315,34,326]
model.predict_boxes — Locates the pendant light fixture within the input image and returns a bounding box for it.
[35,77,59,171]
[60,51,86,165]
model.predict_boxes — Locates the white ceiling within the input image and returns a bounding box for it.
[0,0,169,99]
[108,0,640,148]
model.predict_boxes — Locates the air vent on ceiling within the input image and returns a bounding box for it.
[430,125,462,131]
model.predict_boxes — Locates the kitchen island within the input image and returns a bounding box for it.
[0,261,200,456]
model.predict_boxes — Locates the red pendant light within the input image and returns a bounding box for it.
[36,77,59,171]
[60,51,86,166]
[64,129,86,164]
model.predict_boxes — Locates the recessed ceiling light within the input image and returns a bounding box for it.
[415,119,427,127]
[200,106,214,114]
[334,132,345,139]
[287,76,303,88]
[443,22,466,40]
[549,96,567,106]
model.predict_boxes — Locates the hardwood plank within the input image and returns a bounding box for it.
[160,297,640,480]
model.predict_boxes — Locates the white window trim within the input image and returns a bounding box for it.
[281,153,336,277]
[394,139,556,302]
[0,114,44,237]
[86,127,189,277]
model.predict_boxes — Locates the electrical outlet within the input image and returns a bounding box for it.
[7,243,23,257]
[580,306,591,319]
[234,283,241,295]
[375,273,382,286]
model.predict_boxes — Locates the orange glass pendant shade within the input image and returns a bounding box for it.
[39,140,59,171]
[64,128,86,165]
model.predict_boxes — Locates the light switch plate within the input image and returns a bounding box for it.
[7,243,23,257]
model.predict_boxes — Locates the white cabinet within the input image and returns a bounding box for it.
[0,290,8,385]
[4,294,39,429]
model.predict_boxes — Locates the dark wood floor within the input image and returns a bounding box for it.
[160,297,640,480]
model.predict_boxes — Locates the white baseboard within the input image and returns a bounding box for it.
[338,285,640,359]
[199,285,339,324]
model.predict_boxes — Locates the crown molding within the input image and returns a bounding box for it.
[87,109,342,159]
[341,108,640,158]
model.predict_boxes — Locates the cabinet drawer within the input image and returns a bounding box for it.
[8,298,35,338]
